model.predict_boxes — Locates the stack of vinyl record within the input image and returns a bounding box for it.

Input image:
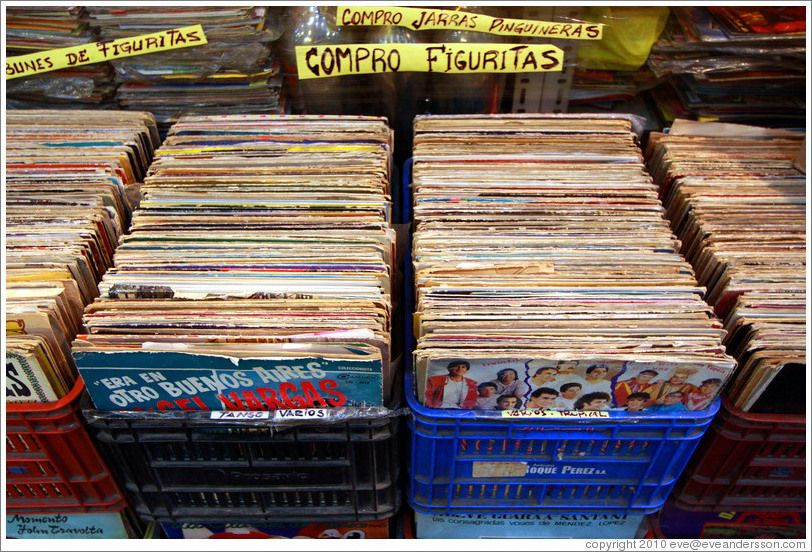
[411,114,736,414]
[5,7,117,109]
[72,115,397,412]
[5,110,159,403]
[86,6,288,130]
[648,6,805,128]
[647,129,806,414]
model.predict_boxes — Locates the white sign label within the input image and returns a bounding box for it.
[273,408,329,420]
[209,410,270,420]
[502,409,610,419]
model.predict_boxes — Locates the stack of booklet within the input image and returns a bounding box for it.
[5,110,159,403]
[411,114,736,413]
[72,114,396,411]
[86,7,287,129]
[647,129,806,414]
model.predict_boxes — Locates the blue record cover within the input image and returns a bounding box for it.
[74,349,383,411]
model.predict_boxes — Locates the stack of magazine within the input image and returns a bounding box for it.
[5,7,117,109]
[6,6,93,49]
[86,6,287,130]
[5,110,159,403]
[649,6,805,128]
[647,128,806,414]
[411,114,736,413]
[72,114,396,411]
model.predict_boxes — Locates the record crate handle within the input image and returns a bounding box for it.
[7,376,129,514]
[6,376,87,433]
[506,404,721,439]
[407,407,721,442]
[716,395,806,441]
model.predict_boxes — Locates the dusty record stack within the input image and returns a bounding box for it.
[646,130,806,511]
[405,114,736,529]
[73,114,400,525]
[411,114,736,412]
[5,110,158,529]
[6,110,158,405]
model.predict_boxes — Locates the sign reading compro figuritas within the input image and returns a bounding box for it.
[337,6,604,40]
[295,43,564,79]
[6,25,208,79]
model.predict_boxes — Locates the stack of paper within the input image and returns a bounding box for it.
[647,129,805,413]
[411,114,736,413]
[73,114,397,411]
[5,110,159,403]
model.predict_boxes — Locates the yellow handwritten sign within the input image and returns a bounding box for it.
[337,6,603,40]
[296,43,564,79]
[501,409,611,419]
[6,25,207,80]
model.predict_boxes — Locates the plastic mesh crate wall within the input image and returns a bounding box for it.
[86,412,401,523]
[405,374,719,515]
[671,396,805,511]
[6,378,127,514]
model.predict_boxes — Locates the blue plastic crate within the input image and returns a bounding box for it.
[405,373,720,515]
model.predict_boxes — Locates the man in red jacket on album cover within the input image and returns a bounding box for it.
[425,360,478,409]
[613,369,659,406]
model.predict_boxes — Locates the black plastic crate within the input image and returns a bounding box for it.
[85,410,401,523]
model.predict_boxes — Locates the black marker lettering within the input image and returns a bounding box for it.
[388,49,401,71]
[304,47,320,76]
[482,50,499,71]
[521,51,538,70]
[355,47,370,71]
[320,47,335,75]
[412,11,427,30]
[335,47,352,72]
[166,28,180,47]
[540,48,560,70]
[96,41,112,58]
[424,45,444,72]
[371,48,386,72]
